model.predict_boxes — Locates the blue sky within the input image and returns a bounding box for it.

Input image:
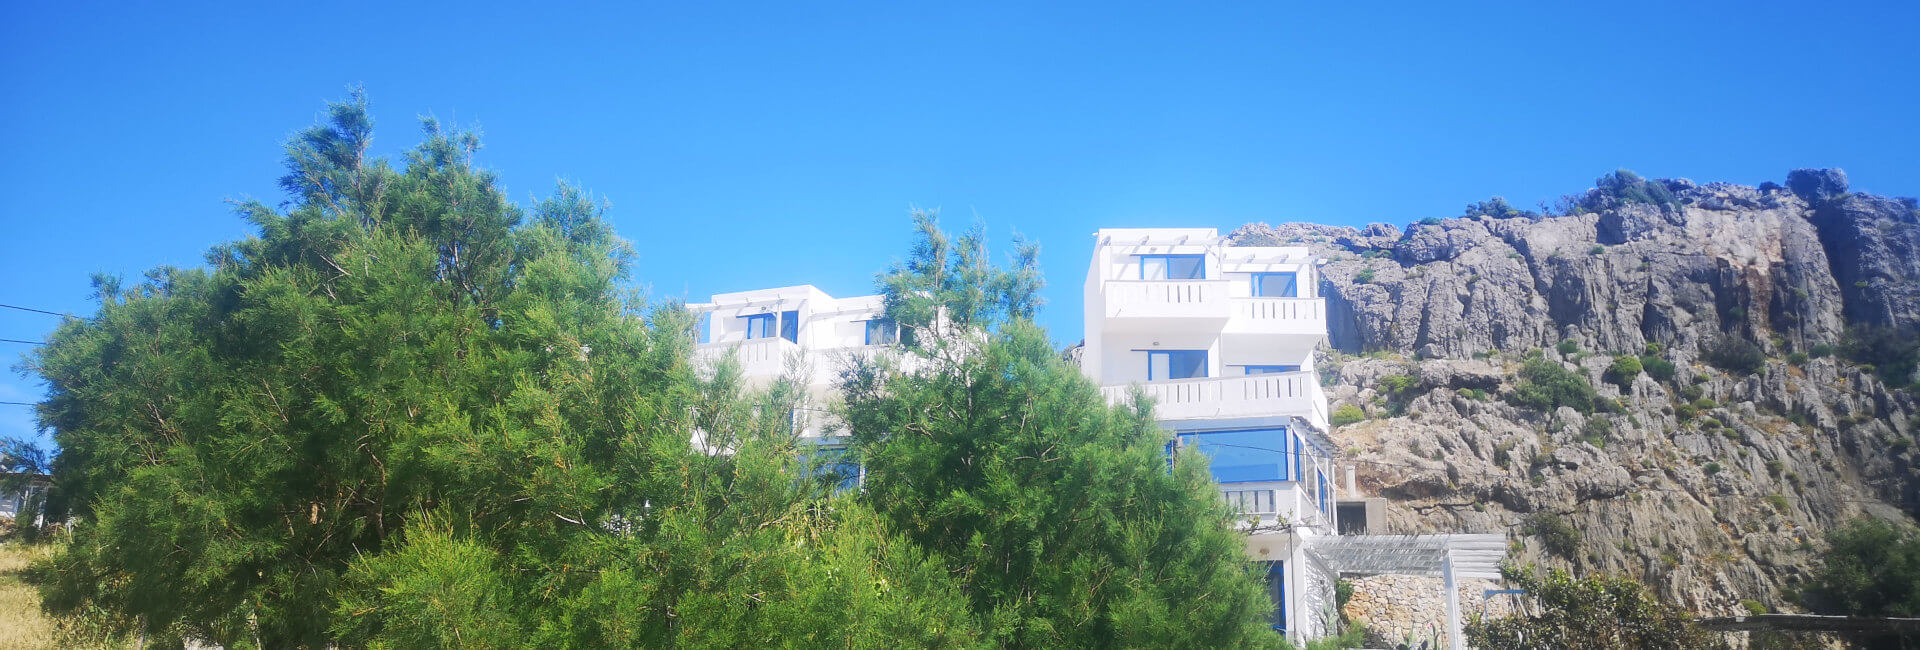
[3,1,1917,444]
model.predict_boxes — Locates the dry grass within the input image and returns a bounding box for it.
[0,539,128,650]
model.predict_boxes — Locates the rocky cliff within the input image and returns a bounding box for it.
[1230,168,1920,616]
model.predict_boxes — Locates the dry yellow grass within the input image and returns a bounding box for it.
[0,540,128,650]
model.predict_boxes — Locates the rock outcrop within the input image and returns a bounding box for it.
[1231,168,1920,618]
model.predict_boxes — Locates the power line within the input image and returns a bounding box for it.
[0,303,70,318]
[0,338,44,346]
[0,401,34,406]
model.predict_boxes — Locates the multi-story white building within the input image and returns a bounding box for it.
[688,285,901,487]
[1080,227,1341,640]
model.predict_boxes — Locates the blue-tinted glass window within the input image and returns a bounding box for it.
[779,310,799,343]
[864,318,898,345]
[1176,428,1290,483]
[1293,433,1305,482]
[803,445,861,493]
[1266,562,1287,632]
[1138,254,1206,280]
[1148,350,1207,380]
[1244,365,1303,375]
[1253,272,1298,297]
[742,313,776,340]
[1319,470,1332,515]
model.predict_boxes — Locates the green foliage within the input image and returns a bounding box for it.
[1704,462,1723,475]
[1355,268,1376,284]
[1841,325,1920,387]
[1606,355,1642,388]
[1704,337,1767,375]
[1763,494,1789,514]
[1377,373,1417,397]
[1740,599,1768,616]
[1786,352,1809,366]
[1640,355,1677,382]
[28,92,984,648]
[1466,565,1727,650]
[1557,339,1581,355]
[1416,216,1443,226]
[1589,245,1605,256]
[1280,621,1369,650]
[1810,343,1835,359]
[1581,417,1613,448]
[1508,358,1601,414]
[1803,517,1920,617]
[1462,196,1531,220]
[1330,404,1367,428]
[1588,169,1682,211]
[844,217,1278,647]
[1525,513,1583,559]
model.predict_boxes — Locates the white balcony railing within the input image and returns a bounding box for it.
[1102,372,1329,430]
[1231,297,1326,337]
[1220,481,1329,529]
[1102,280,1233,320]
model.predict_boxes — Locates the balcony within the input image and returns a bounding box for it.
[1101,279,1233,324]
[1101,372,1329,430]
[1220,481,1330,530]
[695,337,800,381]
[1226,298,1326,337]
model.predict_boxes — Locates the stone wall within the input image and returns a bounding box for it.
[1341,574,1514,648]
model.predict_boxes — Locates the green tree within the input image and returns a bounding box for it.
[1804,517,1920,618]
[842,213,1279,648]
[28,91,980,648]
[1507,357,1601,413]
[1466,565,1727,650]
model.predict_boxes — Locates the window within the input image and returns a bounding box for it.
[1147,350,1207,380]
[1252,272,1299,297]
[1175,427,1289,483]
[779,310,799,343]
[802,444,862,493]
[1293,433,1305,482]
[1243,365,1302,375]
[864,318,898,345]
[1266,562,1287,632]
[1138,254,1205,280]
[1318,470,1332,515]
[742,313,776,340]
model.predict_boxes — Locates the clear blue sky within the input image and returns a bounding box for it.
[3,1,1917,444]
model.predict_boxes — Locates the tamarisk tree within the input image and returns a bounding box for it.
[29,91,978,648]
[841,213,1279,648]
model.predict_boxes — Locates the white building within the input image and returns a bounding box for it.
[1080,227,1342,641]
[688,285,899,486]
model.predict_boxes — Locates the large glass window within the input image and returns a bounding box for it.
[779,310,799,343]
[864,318,898,345]
[1148,350,1207,380]
[1243,365,1302,375]
[1176,427,1290,483]
[1252,272,1299,297]
[1138,254,1205,280]
[802,444,862,493]
[742,313,776,340]
[1266,562,1287,632]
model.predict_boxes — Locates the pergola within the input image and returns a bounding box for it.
[1308,534,1508,650]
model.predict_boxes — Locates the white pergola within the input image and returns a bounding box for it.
[1308,534,1508,650]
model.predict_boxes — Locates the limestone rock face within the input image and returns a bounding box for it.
[1228,169,1920,616]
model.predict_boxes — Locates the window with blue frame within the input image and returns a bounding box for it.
[1293,432,1306,482]
[742,313,776,340]
[1175,428,1290,483]
[1319,470,1332,515]
[1265,561,1287,632]
[863,318,899,345]
[1252,272,1299,297]
[1138,254,1206,280]
[1148,350,1207,380]
[802,444,862,493]
[779,310,799,343]
[1243,365,1303,375]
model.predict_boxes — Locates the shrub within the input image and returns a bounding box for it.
[1463,196,1527,219]
[1693,397,1718,410]
[1526,513,1584,559]
[1589,245,1605,256]
[1810,343,1835,359]
[1355,268,1376,284]
[1741,599,1769,616]
[1704,462,1723,475]
[1330,404,1366,427]
[1557,339,1581,355]
[1589,169,1681,210]
[1787,352,1809,366]
[1417,216,1443,226]
[1645,342,1665,355]
[1705,337,1768,375]
[1674,404,1697,420]
[1841,325,1920,386]
[1764,494,1789,514]
[1607,355,1643,388]
[1804,517,1920,617]
[1581,417,1613,448]
[1507,358,1601,414]
[1641,355,1677,382]
[1680,385,1705,401]
[1378,374,1418,397]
